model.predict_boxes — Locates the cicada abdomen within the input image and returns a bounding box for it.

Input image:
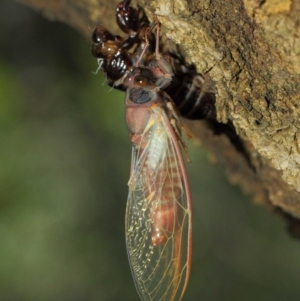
[124,62,192,301]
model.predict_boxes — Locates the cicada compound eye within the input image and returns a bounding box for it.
[133,75,148,87]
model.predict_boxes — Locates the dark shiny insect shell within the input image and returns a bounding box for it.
[91,26,131,86]
[115,0,149,51]
[116,0,141,34]
[92,25,117,44]
[91,0,149,88]
[102,50,132,82]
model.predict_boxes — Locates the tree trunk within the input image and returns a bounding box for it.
[15,0,300,226]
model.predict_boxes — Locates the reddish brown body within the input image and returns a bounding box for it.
[124,64,192,301]
[125,100,153,144]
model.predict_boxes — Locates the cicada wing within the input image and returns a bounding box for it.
[125,108,192,301]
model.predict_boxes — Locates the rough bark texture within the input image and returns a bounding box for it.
[15,0,300,223]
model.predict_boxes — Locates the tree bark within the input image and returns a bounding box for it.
[15,0,300,222]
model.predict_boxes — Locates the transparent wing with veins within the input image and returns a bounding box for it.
[126,106,192,301]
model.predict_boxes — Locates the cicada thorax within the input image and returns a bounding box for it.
[124,65,171,140]
[124,67,161,145]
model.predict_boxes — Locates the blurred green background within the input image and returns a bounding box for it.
[1,1,300,301]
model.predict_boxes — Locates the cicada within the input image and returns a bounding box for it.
[122,26,192,300]
[92,2,197,300]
